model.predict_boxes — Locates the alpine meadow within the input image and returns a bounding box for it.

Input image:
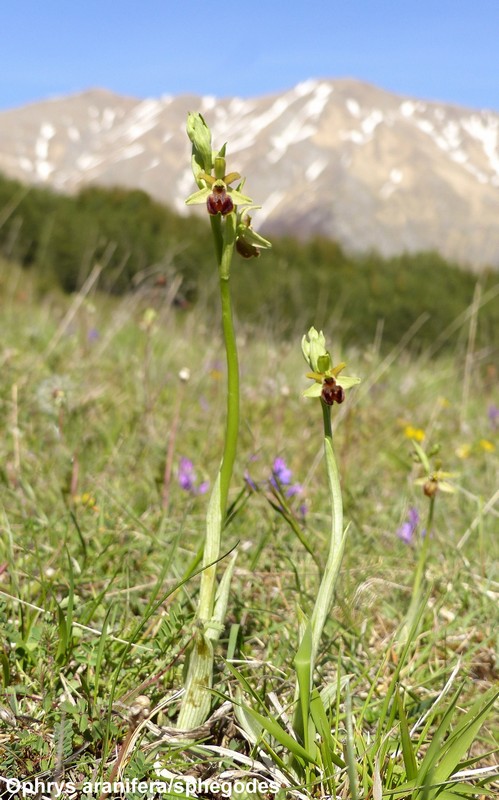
[0,111,498,800]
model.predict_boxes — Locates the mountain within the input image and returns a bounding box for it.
[1,79,498,269]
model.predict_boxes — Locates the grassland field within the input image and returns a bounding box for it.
[0,257,497,796]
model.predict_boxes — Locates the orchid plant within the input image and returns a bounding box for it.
[177,114,271,730]
[300,327,360,668]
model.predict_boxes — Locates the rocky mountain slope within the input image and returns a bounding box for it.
[1,78,498,268]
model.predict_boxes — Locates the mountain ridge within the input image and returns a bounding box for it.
[1,77,498,269]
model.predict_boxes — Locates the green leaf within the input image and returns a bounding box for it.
[397,690,418,781]
[208,551,237,641]
[435,787,490,799]
[430,687,498,788]
[309,689,346,769]
[293,623,313,754]
[176,629,214,731]
[242,703,319,767]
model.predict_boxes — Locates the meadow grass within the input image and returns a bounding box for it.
[0,258,497,797]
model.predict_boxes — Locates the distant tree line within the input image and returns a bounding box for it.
[1,172,497,352]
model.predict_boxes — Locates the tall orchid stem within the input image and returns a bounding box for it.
[177,212,239,730]
[217,215,239,517]
[197,212,238,620]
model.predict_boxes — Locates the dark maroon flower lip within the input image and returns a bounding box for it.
[321,376,345,406]
[207,186,234,216]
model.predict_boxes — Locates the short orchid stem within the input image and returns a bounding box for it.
[310,401,346,671]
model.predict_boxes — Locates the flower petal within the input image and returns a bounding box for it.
[303,384,323,398]
[335,375,361,389]
[185,187,212,205]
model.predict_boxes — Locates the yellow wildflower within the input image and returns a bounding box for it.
[404,425,425,442]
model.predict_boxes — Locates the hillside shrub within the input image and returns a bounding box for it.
[1,172,497,353]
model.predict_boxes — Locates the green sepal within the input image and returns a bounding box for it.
[185,186,212,206]
[229,187,254,206]
[237,225,272,250]
[303,383,323,398]
[335,375,361,389]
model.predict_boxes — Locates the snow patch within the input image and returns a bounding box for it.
[34,123,56,180]
[442,120,461,149]
[361,109,384,135]
[340,130,364,145]
[417,120,434,135]
[306,158,328,181]
[305,82,333,116]
[220,96,291,152]
[229,97,255,116]
[116,99,163,143]
[400,101,415,117]
[461,113,499,179]
[346,98,360,118]
[67,126,80,142]
[41,122,55,139]
[201,95,216,112]
[293,78,320,97]
[102,108,116,129]
[266,85,331,163]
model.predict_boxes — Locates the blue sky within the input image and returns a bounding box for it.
[2,0,498,112]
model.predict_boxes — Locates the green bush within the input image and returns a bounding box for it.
[1,172,497,353]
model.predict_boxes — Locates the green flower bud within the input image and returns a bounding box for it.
[186,112,213,186]
[302,327,328,373]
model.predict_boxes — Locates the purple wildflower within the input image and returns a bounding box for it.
[396,507,420,544]
[178,458,196,491]
[286,483,303,498]
[271,457,293,488]
[178,458,209,495]
[488,404,499,430]
[87,328,100,342]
